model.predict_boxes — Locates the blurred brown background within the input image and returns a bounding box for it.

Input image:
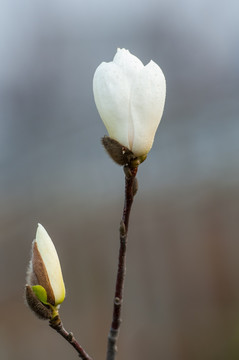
[0,0,239,359]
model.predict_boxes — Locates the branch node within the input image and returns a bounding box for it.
[119,221,126,237]
[68,332,74,342]
[114,297,121,306]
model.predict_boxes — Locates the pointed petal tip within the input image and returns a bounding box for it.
[36,223,44,236]
[35,223,51,243]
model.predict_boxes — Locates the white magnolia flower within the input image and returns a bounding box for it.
[26,224,65,319]
[93,48,166,157]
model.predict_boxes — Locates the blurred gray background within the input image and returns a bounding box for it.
[0,0,239,359]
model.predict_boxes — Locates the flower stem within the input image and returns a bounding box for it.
[49,315,93,360]
[106,165,138,360]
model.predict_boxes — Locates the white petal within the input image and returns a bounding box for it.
[113,48,144,84]
[93,61,131,148]
[130,60,166,156]
[36,224,65,305]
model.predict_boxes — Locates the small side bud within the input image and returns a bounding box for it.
[119,221,126,237]
[114,297,121,306]
[25,285,53,320]
[123,165,132,179]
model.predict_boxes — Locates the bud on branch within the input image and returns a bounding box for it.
[25,224,65,320]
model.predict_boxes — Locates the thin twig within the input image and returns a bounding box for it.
[106,165,138,360]
[49,315,93,360]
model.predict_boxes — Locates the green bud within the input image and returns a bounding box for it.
[25,285,53,320]
[32,285,49,305]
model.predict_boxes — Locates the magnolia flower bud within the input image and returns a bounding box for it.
[25,224,65,319]
[93,48,166,158]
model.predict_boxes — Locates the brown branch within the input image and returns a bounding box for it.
[49,315,93,360]
[106,165,138,360]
